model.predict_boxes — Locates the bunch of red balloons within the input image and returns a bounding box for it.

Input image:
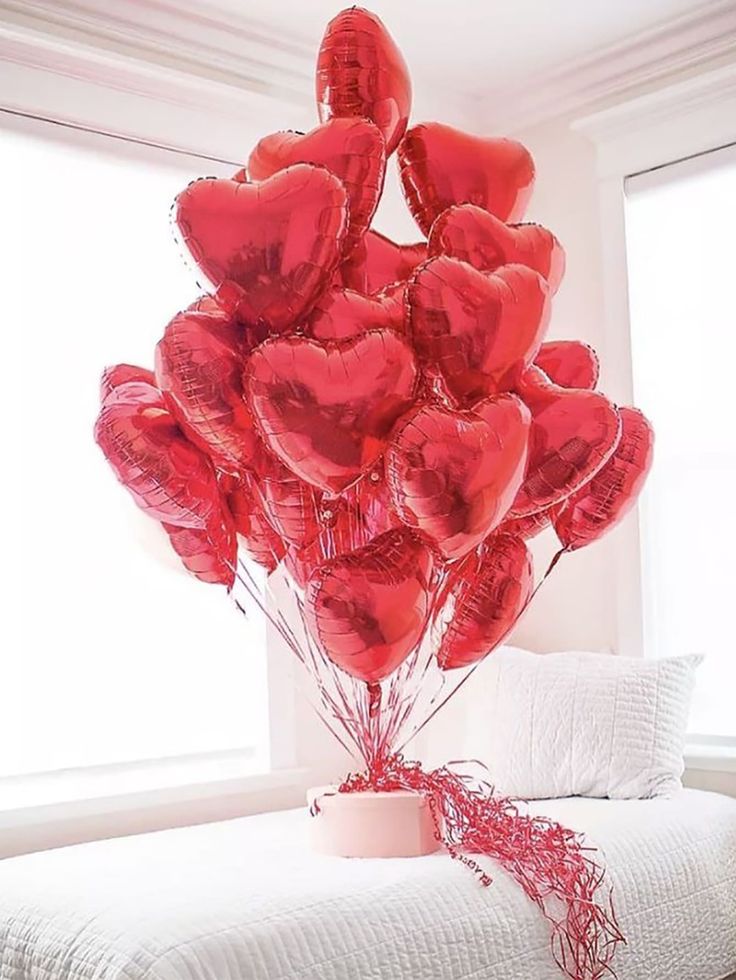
[95,7,653,693]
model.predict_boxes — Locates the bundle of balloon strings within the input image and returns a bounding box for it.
[321,754,625,980]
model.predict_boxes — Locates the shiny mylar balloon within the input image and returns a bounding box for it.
[428,204,565,294]
[223,472,286,573]
[316,7,412,156]
[499,507,554,540]
[554,406,654,551]
[340,229,427,295]
[95,379,225,529]
[305,528,434,684]
[155,309,258,474]
[511,367,621,516]
[398,123,535,237]
[535,340,600,390]
[308,285,405,341]
[246,330,418,494]
[174,165,348,334]
[386,396,530,561]
[252,448,321,548]
[436,532,533,670]
[408,257,551,404]
[162,518,236,588]
[246,117,385,257]
[343,464,402,541]
[100,364,155,405]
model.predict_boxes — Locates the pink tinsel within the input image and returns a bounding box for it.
[337,755,625,980]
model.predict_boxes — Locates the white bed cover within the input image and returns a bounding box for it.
[1,788,734,980]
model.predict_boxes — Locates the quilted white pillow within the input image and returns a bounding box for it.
[482,647,701,800]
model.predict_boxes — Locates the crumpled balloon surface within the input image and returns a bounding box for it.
[428,204,565,294]
[222,471,286,572]
[398,123,535,236]
[386,395,530,561]
[436,532,533,669]
[305,528,434,683]
[252,448,321,548]
[155,308,258,474]
[246,330,418,494]
[246,117,386,256]
[511,367,621,516]
[340,229,427,295]
[554,406,654,551]
[535,340,600,390]
[94,377,225,529]
[100,364,155,404]
[162,518,236,588]
[316,7,412,156]
[408,257,551,403]
[174,165,348,334]
[308,285,405,341]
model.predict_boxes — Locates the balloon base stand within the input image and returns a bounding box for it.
[307,786,441,858]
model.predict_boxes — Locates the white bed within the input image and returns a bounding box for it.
[1,789,734,980]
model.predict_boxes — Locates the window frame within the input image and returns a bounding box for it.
[573,62,736,752]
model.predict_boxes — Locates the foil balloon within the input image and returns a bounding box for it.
[308,285,405,341]
[100,364,155,404]
[223,472,286,572]
[155,309,258,474]
[246,117,386,256]
[499,507,555,540]
[554,406,654,551]
[428,204,565,294]
[162,517,236,588]
[535,340,600,390]
[94,379,226,529]
[284,496,368,589]
[252,448,321,548]
[398,123,535,237]
[511,367,621,516]
[436,532,534,670]
[246,330,418,494]
[408,257,551,403]
[343,464,402,541]
[305,528,434,684]
[340,229,427,295]
[173,165,349,334]
[386,396,530,561]
[316,7,412,156]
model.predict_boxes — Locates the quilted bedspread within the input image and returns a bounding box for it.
[1,789,734,980]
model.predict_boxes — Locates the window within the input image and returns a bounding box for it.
[2,116,269,781]
[625,144,736,742]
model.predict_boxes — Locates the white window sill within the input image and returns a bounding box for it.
[684,743,736,774]
[0,751,310,859]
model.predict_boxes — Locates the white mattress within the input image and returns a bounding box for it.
[1,789,734,980]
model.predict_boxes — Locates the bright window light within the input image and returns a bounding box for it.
[625,144,736,741]
[2,119,268,778]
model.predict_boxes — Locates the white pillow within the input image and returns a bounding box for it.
[481,647,701,800]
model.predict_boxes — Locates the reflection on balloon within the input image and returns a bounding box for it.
[535,340,599,390]
[308,285,405,341]
[340,229,427,295]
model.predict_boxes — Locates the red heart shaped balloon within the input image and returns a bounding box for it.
[554,406,654,551]
[284,495,368,589]
[162,518,236,588]
[222,471,286,573]
[94,379,225,530]
[174,165,349,334]
[436,532,533,670]
[251,447,321,548]
[100,364,155,405]
[155,309,258,475]
[246,330,418,495]
[340,230,427,295]
[316,7,411,157]
[428,204,565,294]
[498,507,554,540]
[510,367,621,516]
[305,528,434,684]
[398,123,535,237]
[386,395,530,561]
[308,285,405,341]
[246,118,386,257]
[408,257,551,404]
[535,340,600,390]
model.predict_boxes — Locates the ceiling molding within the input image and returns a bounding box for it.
[482,0,736,133]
